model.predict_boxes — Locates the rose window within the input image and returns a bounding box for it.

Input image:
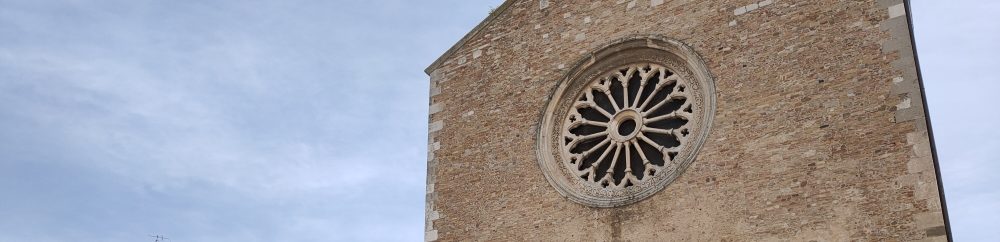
[562,63,693,188]
[536,36,716,207]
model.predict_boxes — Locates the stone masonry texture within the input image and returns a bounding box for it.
[424,0,948,241]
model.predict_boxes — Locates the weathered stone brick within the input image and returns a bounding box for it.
[423,0,949,241]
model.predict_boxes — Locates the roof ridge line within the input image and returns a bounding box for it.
[424,0,518,75]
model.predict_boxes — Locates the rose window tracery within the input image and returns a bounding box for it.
[536,36,716,207]
[562,64,693,188]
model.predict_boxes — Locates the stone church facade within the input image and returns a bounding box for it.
[424,0,949,241]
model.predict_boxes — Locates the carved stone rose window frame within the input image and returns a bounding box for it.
[536,36,717,207]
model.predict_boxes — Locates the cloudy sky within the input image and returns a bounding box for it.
[0,0,995,241]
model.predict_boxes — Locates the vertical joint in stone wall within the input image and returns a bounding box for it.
[878,0,949,240]
[425,68,445,242]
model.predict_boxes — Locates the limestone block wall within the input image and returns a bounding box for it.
[424,0,948,241]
